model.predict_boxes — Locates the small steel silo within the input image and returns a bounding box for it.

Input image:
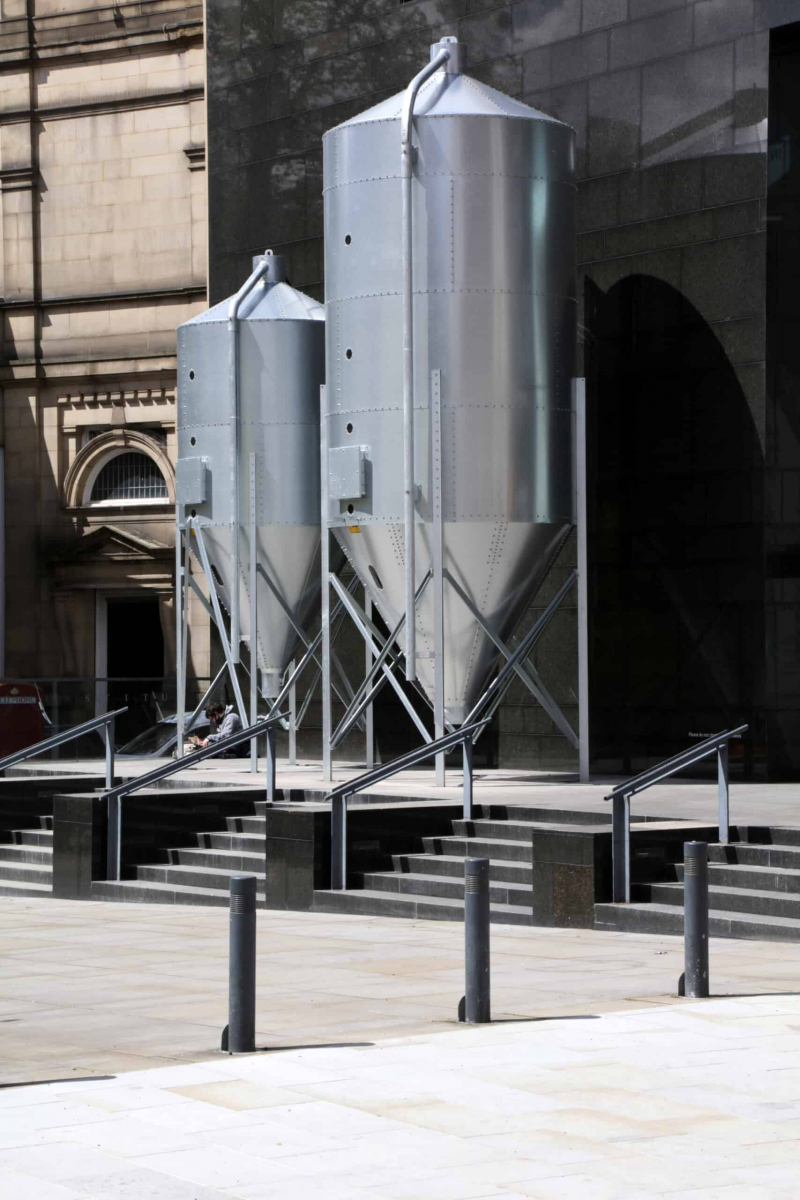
[176,251,325,700]
[322,38,576,726]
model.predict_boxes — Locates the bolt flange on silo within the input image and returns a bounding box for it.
[320,38,582,782]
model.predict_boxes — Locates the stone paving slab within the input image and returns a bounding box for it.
[3,896,800,1092]
[1,993,800,1197]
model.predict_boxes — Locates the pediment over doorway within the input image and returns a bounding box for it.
[60,524,172,564]
[52,524,174,591]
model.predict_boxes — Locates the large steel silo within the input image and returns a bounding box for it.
[176,251,325,699]
[322,38,576,726]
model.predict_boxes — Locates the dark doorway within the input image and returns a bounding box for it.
[585,273,765,779]
[106,597,164,742]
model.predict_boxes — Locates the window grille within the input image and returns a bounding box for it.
[91,452,168,503]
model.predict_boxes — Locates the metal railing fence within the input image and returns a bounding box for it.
[101,711,287,881]
[328,718,491,890]
[604,723,748,903]
[0,707,128,788]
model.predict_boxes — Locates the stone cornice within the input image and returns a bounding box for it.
[0,84,204,126]
[57,385,176,409]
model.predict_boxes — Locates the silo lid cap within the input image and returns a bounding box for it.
[325,62,570,132]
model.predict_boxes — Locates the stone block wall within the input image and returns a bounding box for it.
[0,1,211,689]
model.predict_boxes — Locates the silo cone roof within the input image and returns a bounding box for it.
[185,281,324,325]
[330,70,570,129]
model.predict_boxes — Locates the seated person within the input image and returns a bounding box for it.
[190,702,245,757]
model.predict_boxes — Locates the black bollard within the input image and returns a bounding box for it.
[683,841,709,999]
[463,857,490,1024]
[224,875,257,1052]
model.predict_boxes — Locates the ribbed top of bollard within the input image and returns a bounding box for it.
[230,875,257,908]
[464,858,489,874]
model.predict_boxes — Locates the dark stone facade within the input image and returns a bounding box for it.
[206,0,800,778]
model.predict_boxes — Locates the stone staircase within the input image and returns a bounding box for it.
[92,808,266,906]
[0,815,53,897]
[595,826,800,942]
[313,804,612,925]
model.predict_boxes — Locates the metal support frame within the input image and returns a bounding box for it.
[575,377,590,782]
[431,368,446,785]
[607,724,748,903]
[320,337,583,781]
[249,453,259,774]
[328,720,487,890]
[102,711,287,881]
[177,502,339,784]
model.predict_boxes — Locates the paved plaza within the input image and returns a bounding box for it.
[1,899,800,1196]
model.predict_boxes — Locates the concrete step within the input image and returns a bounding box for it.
[312,887,532,925]
[0,844,52,865]
[650,881,800,921]
[676,861,800,894]
[92,879,231,906]
[137,864,266,892]
[708,843,800,870]
[0,815,53,837]
[360,870,532,908]
[9,828,53,847]
[594,901,800,942]
[392,853,532,885]
[204,832,264,852]
[224,816,266,835]
[422,835,533,863]
[476,804,611,826]
[165,846,265,873]
[0,860,52,884]
[450,818,594,842]
[738,826,800,848]
[0,879,52,898]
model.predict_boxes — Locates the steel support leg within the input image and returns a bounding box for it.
[175,510,185,760]
[288,661,297,766]
[612,792,630,903]
[575,377,590,782]
[717,743,729,844]
[321,386,332,783]
[249,454,258,775]
[463,858,490,1024]
[683,842,709,999]
[331,795,347,890]
[225,875,256,1053]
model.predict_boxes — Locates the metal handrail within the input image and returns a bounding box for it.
[606,724,748,904]
[328,718,491,890]
[102,711,287,881]
[0,706,128,788]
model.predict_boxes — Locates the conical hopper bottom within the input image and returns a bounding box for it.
[192,525,321,699]
[334,521,571,725]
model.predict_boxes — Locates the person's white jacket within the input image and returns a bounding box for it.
[206,704,242,744]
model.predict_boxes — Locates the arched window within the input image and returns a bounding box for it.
[90,451,169,505]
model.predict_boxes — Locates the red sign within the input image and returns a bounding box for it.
[0,683,45,756]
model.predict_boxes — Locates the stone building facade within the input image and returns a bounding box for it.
[0,0,209,735]
[203,0,800,780]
